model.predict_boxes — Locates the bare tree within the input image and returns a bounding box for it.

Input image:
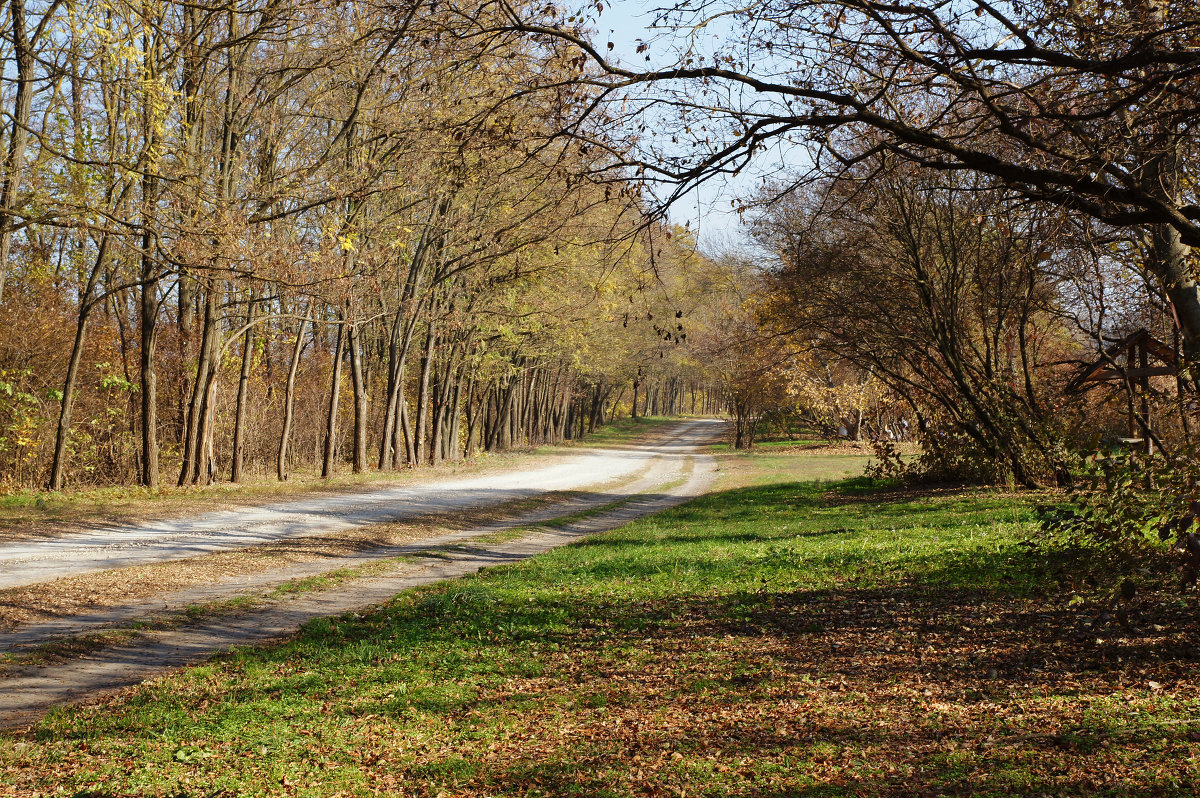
[477,0,1200,354]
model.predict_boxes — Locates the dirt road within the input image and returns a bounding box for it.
[0,419,724,729]
[0,420,719,591]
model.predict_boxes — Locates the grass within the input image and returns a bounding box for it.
[3,444,1199,796]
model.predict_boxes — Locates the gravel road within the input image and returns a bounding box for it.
[0,418,724,728]
[0,420,721,591]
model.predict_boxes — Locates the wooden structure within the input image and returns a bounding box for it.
[1066,328,1182,454]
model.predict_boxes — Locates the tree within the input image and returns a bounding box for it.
[0,0,732,492]
[754,160,1076,485]
[475,1,1200,358]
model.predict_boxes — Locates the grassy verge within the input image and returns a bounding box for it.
[3,447,1199,796]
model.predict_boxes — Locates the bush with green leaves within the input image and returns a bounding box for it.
[1037,447,1200,589]
[866,425,1038,486]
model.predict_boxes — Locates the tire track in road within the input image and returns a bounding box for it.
[0,420,723,730]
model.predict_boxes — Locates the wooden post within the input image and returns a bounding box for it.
[1139,342,1152,456]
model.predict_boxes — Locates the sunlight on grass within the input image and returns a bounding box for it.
[4,445,1198,797]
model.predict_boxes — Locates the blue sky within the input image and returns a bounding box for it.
[590,2,755,252]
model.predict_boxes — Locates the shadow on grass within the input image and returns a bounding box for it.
[257,569,1197,795]
[452,735,1185,798]
[30,476,1200,797]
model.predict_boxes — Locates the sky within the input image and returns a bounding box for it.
[590,2,755,254]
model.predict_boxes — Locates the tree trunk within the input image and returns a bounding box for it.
[137,5,164,489]
[48,239,110,491]
[199,380,219,484]
[139,267,160,488]
[609,385,626,422]
[429,365,444,466]
[463,376,482,456]
[398,393,414,465]
[277,311,309,481]
[489,383,515,451]
[383,308,422,468]
[192,334,224,486]
[378,312,403,470]
[1153,224,1200,366]
[321,317,346,478]
[0,0,35,305]
[179,284,219,486]
[230,291,257,483]
[413,320,436,466]
[176,274,196,444]
[445,368,463,461]
[348,322,368,473]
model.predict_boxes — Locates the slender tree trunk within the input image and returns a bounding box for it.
[463,376,481,456]
[137,1,167,488]
[537,372,553,443]
[322,317,346,478]
[483,386,497,451]
[555,390,570,443]
[139,267,160,488]
[527,370,541,444]
[589,385,606,433]
[429,366,444,466]
[200,381,219,484]
[49,238,110,490]
[431,347,461,464]
[277,310,309,481]
[230,291,257,483]
[488,385,500,451]
[489,383,515,451]
[388,310,422,468]
[395,367,411,465]
[413,319,436,466]
[192,334,224,486]
[609,386,626,422]
[379,232,434,468]
[447,370,464,460]
[378,312,403,470]
[180,285,219,485]
[177,274,195,444]
[510,372,522,447]
[0,0,35,305]
[348,322,368,473]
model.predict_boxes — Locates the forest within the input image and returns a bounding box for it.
[474,0,1200,560]
[2,0,1200,554]
[4,2,1200,795]
[0,0,736,494]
